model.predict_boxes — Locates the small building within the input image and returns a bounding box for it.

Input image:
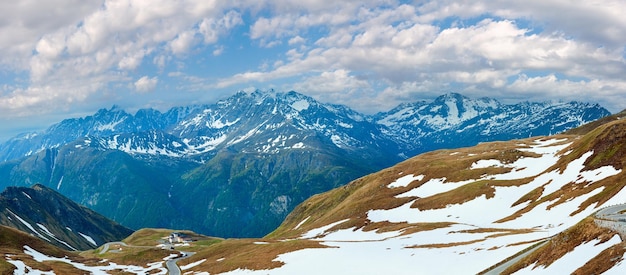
[167,232,193,244]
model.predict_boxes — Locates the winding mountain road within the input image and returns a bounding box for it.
[483,204,626,274]
[166,251,196,275]
[98,242,128,254]
[595,204,626,238]
[98,241,193,275]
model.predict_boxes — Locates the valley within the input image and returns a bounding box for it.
[2,109,626,274]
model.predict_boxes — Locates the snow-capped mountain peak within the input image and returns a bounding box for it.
[0,90,611,163]
[0,90,614,240]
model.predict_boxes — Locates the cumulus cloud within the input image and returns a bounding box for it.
[218,1,626,112]
[0,0,244,119]
[1,0,626,136]
[134,76,158,93]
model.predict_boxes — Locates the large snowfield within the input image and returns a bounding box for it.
[220,139,626,274]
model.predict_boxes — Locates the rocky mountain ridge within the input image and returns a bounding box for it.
[0,90,611,237]
[0,90,609,162]
[0,184,133,251]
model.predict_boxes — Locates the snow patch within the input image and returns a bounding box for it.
[301,219,349,239]
[396,178,474,198]
[291,142,305,149]
[163,254,179,261]
[337,121,353,128]
[57,175,64,190]
[78,232,98,247]
[95,117,126,131]
[387,174,424,188]
[181,259,207,270]
[7,209,50,241]
[471,159,508,169]
[37,223,77,251]
[515,235,621,274]
[291,100,310,111]
[13,245,167,274]
[210,118,240,129]
[294,216,310,230]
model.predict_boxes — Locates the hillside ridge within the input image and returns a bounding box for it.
[0,184,133,250]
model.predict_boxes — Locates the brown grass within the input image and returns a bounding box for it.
[103,247,178,266]
[452,228,537,239]
[411,178,533,211]
[123,228,219,246]
[0,225,73,259]
[176,238,328,274]
[511,186,544,207]
[407,239,483,248]
[250,119,626,273]
[408,227,538,250]
[268,139,546,239]
[501,217,619,274]
[0,225,110,274]
[572,242,626,275]
[0,259,15,275]
[494,123,626,223]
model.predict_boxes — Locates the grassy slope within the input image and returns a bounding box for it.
[270,119,626,239]
[267,138,560,239]
[0,225,91,274]
[501,217,623,274]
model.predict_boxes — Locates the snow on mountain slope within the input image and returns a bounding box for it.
[375,93,611,155]
[5,245,166,274]
[181,118,626,274]
[0,184,133,251]
[0,90,609,163]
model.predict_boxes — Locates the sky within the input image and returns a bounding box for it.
[0,0,626,140]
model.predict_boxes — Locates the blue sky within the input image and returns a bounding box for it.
[0,0,625,141]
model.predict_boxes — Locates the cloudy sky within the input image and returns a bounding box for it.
[1,0,625,140]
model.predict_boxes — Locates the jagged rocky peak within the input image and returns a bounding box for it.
[133,107,162,119]
[426,92,497,120]
[0,90,612,163]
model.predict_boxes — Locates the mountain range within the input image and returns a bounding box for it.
[0,90,611,237]
[1,107,626,274]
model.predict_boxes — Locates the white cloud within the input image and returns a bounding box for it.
[199,10,243,44]
[0,1,243,117]
[134,76,158,93]
[293,69,369,94]
[0,1,100,68]
[213,46,225,56]
[1,0,626,134]
[170,30,198,55]
[0,74,115,117]
[218,2,626,112]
